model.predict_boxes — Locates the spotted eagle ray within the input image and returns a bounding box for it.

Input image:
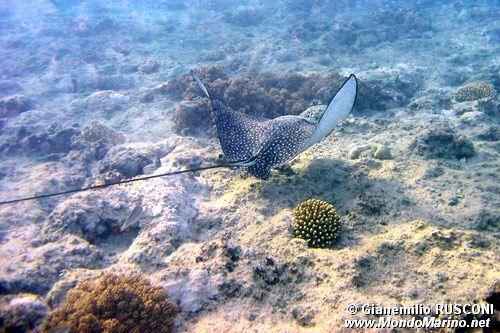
[0,71,357,205]
[191,70,358,179]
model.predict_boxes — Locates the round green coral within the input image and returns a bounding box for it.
[455,82,496,102]
[293,199,341,248]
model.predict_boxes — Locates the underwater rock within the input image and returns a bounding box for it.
[320,25,360,50]
[455,82,496,102]
[0,235,102,295]
[457,111,487,127]
[252,255,311,289]
[93,75,135,91]
[72,121,126,160]
[374,145,392,160]
[408,90,453,112]
[98,144,158,179]
[72,15,118,37]
[173,98,212,136]
[452,102,475,117]
[275,49,299,63]
[22,127,80,156]
[373,9,432,40]
[201,50,227,62]
[466,233,492,249]
[352,244,401,288]
[299,105,327,123]
[170,151,204,171]
[421,164,445,179]
[224,7,264,27]
[0,80,22,97]
[80,90,129,119]
[43,190,132,243]
[120,178,200,267]
[0,122,81,157]
[171,269,221,313]
[288,20,329,42]
[137,58,158,74]
[355,67,425,111]
[348,144,392,160]
[475,125,499,141]
[161,239,247,313]
[473,209,499,231]
[355,192,388,216]
[0,95,35,118]
[412,230,462,254]
[410,127,475,160]
[292,306,316,327]
[138,90,155,103]
[253,263,285,286]
[193,240,243,272]
[0,294,47,332]
[477,98,499,117]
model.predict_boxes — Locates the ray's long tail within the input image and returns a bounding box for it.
[0,161,247,206]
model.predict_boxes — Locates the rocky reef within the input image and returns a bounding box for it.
[0,294,47,332]
[0,95,35,118]
[163,64,422,137]
[410,126,475,160]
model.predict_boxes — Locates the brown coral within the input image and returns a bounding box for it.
[223,76,287,118]
[173,97,212,136]
[164,65,354,135]
[160,64,227,99]
[42,273,178,333]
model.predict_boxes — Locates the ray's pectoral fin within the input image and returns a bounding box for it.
[191,69,271,163]
[300,74,358,152]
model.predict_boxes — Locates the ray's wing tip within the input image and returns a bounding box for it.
[345,74,359,108]
[352,74,359,104]
[348,73,358,87]
[190,69,198,80]
[190,69,210,99]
